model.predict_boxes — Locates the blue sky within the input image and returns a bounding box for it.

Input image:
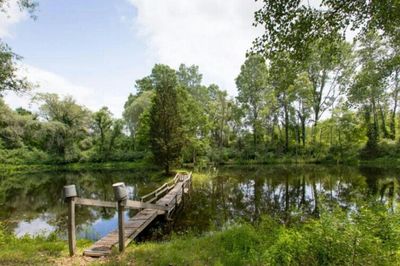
[1,0,261,116]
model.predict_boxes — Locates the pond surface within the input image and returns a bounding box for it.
[0,165,399,241]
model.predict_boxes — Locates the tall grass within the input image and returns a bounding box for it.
[108,203,400,266]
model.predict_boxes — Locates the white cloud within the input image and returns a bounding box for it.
[128,0,262,95]
[14,216,55,237]
[3,64,126,115]
[0,0,28,38]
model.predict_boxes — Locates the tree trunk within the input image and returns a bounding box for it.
[284,104,289,152]
[390,69,399,139]
[165,164,170,175]
[300,116,306,146]
[378,101,389,139]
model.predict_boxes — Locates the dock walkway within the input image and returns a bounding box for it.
[82,172,191,257]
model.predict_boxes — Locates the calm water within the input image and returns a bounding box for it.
[0,165,399,240]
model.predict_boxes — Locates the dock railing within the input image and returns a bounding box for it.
[63,171,192,256]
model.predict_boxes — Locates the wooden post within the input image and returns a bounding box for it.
[64,185,77,256]
[113,182,128,252]
[117,200,125,252]
[181,184,184,205]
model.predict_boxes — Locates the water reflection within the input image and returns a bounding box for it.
[173,165,400,234]
[1,165,399,240]
[14,215,55,237]
[0,170,163,240]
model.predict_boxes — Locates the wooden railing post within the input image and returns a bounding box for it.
[181,183,184,205]
[113,182,128,252]
[64,185,77,256]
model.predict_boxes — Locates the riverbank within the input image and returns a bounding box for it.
[1,155,400,176]
[2,164,400,265]
[0,225,92,265]
[0,161,159,176]
[1,203,399,266]
[109,205,400,266]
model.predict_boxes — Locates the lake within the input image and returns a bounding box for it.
[0,165,398,241]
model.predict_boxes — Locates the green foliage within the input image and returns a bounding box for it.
[0,224,65,265]
[149,64,184,174]
[236,54,269,151]
[0,222,93,265]
[253,0,400,58]
[111,204,400,266]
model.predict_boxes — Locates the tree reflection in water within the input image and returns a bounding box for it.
[1,165,399,240]
[173,165,400,234]
[0,169,162,240]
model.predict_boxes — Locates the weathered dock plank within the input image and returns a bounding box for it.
[82,172,191,257]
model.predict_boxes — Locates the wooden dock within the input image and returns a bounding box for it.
[68,172,192,257]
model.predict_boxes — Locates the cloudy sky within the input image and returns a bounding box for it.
[1,0,262,117]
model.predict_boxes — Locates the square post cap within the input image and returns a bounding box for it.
[63,185,77,198]
[113,182,128,201]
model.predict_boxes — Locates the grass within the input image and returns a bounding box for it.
[0,160,158,176]
[102,205,400,266]
[0,226,91,265]
[2,169,400,265]
[4,206,400,266]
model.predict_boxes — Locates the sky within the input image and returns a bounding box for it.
[1,0,262,117]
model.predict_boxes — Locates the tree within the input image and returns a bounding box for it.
[177,64,202,91]
[253,0,400,58]
[236,54,268,152]
[34,93,90,161]
[149,65,183,174]
[0,0,37,96]
[123,90,154,149]
[304,39,353,134]
[0,43,32,96]
[269,53,298,152]
[348,31,388,156]
[290,72,313,146]
[92,107,112,156]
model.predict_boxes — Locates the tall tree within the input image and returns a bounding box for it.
[149,65,183,174]
[290,72,313,146]
[269,53,298,152]
[34,93,90,161]
[0,0,37,96]
[305,39,353,134]
[349,31,388,156]
[92,107,112,156]
[236,54,268,152]
[123,90,154,149]
[253,0,400,58]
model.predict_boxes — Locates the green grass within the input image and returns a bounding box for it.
[2,169,400,265]
[4,205,400,266]
[0,225,91,265]
[103,205,400,266]
[0,160,158,175]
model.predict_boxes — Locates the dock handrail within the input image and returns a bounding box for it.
[63,171,192,257]
[140,172,192,203]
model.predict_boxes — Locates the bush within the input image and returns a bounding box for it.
[0,147,50,164]
[116,204,400,266]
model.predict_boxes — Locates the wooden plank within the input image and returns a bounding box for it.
[123,209,158,247]
[83,173,191,257]
[75,198,116,208]
[83,209,159,257]
[125,200,168,211]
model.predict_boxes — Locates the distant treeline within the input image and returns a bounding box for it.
[0,39,399,167]
[1,1,400,168]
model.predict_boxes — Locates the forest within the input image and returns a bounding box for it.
[1,30,400,169]
[1,0,400,265]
